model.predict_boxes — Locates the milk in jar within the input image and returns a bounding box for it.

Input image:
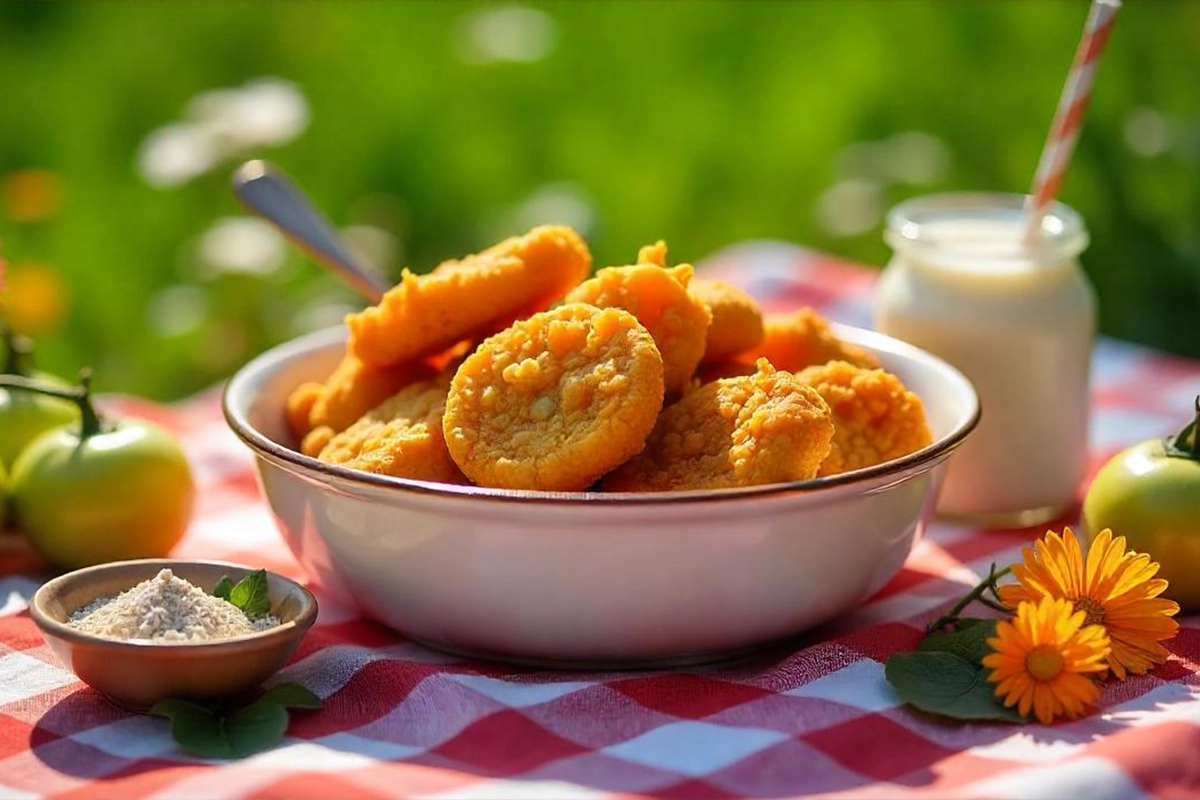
[874,193,1095,527]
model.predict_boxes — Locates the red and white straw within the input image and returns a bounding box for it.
[1025,0,1122,239]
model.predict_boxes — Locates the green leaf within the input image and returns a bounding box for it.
[150,695,297,759]
[149,698,234,759]
[259,683,322,710]
[228,569,270,618]
[223,702,290,758]
[885,650,1025,723]
[212,576,234,602]
[918,619,998,666]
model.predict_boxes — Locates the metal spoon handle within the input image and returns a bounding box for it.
[232,160,389,303]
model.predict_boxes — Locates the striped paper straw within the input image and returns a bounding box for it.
[1025,0,1122,240]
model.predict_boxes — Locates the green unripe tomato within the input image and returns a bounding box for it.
[0,460,7,530]
[0,372,79,466]
[10,421,196,570]
[1082,401,1200,610]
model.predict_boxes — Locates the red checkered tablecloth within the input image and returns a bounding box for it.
[2,243,1200,799]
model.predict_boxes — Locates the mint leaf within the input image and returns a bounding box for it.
[885,650,1024,723]
[259,683,322,710]
[223,702,290,758]
[151,685,321,759]
[228,569,270,619]
[149,698,233,759]
[918,619,998,666]
[212,576,234,602]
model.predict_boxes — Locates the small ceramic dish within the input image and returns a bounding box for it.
[31,559,317,711]
[223,324,978,668]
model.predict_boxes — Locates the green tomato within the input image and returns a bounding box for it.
[0,460,7,530]
[10,421,195,570]
[1082,402,1200,610]
[0,373,79,466]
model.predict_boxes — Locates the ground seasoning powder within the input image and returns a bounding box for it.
[68,568,280,642]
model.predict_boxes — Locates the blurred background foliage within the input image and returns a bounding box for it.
[0,0,1197,400]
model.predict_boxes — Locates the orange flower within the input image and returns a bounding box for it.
[2,169,63,223]
[983,596,1110,724]
[998,528,1180,679]
[0,262,68,336]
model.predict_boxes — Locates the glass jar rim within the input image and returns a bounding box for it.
[885,192,1089,263]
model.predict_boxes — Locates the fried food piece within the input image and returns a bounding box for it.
[564,250,710,394]
[311,355,434,434]
[444,303,664,491]
[286,382,324,439]
[695,359,756,384]
[690,278,765,362]
[604,359,834,492]
[318,376,466,483]
[740,308,881,373]
[347,225,591,366]
[796,360,932,476]
[301,426,336,458]
[637,241,669,267]
[286,353,434,443]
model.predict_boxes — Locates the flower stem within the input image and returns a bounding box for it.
[977,595,1011,613]
[927,564,1013,632]
[0,370,104,438]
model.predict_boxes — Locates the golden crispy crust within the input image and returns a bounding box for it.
[444,303,665,491]
[301,426,335,458]
[796,360,932,476]
[564,260,710,394]
[637,240,669,267]
[285,382,324,439]
[690,278,765,362]
[603,359,834,492]
[346,225,591,366]
[740,308,881,373]
[309,355,434,435]
[317,375,466,483]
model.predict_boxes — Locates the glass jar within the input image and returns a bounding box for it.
[875,193,1095,527]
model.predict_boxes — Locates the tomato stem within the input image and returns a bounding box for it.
[1,325,33,377]
[1168,395,1200,460]
[0,370,104,438]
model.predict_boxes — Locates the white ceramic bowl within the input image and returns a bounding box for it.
[224,325,978,667]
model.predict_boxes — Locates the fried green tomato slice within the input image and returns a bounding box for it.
[564,254,710,395]
[745,308,881,373]
[318,375,466,484]
[689,278,765,363]
[796,360,932,476]
[443,303,665,491]
[604,359,834,492]
[346,225,591,367]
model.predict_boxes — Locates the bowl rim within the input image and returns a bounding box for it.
[223,323,980,506]
[30,558,319,652]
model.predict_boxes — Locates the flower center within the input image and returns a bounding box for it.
[1026,645,1064,681]
[1074,597,1107,627]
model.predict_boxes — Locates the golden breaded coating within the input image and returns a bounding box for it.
[286,382,324,439]
[796,360,933,476]
[564,257,710,394]
[346,225,591,366]
[637,240,669,267]
[690,278,765,362]
[301,426,336,458]
[604,359,834,492]
[318,376,466,483]
[741,308,881,373]
[309,354,434,435]
[444,304,665,491]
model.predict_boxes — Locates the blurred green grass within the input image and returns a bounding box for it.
[0,0,1197,400]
